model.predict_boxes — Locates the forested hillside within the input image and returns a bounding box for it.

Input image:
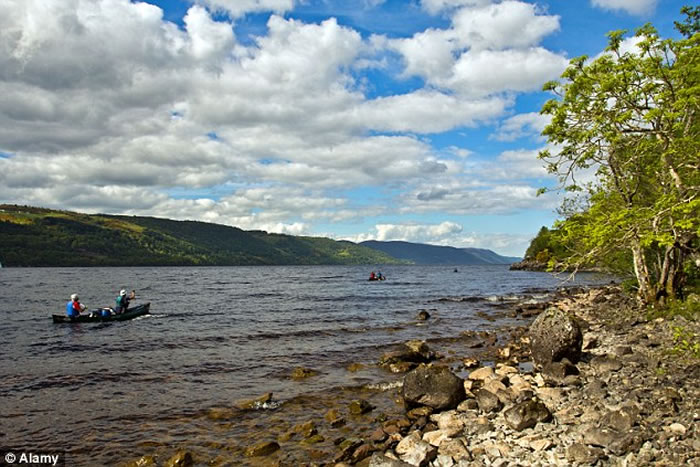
[360,240,520,265]
[0,205,400,267]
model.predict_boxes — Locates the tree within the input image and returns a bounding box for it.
[539,8,699,304]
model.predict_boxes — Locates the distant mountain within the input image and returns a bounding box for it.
[360,240,521,265]
[0,205,402,267]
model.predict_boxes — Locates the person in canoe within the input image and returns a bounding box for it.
[369,271,376,281]
[377,271,385,280]
[66,293,86,318]
[115,289,136,314]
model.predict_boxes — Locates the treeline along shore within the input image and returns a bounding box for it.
[125,285,699,466]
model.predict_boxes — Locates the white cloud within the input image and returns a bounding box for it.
[353,221,464,243]
[197,0,295,18]
[593,35,644,61]
[590,0,658,16]
[447,48,568,96]
[358,91,511,132]
[184,5,235,61]
[489,149,550,179]
[451,2,560,51]
[343,222,532,257]
[389,2,567,97]
[403,183,551,215]
[420,0,491,15]
[491,112,550,141]
[0,0,574,255]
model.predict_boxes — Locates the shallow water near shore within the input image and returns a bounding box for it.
[0,265,611,465]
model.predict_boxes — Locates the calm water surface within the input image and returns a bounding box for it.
[0,265,609,465]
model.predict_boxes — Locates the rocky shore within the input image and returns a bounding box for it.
[347,286,700,467]
[130,286,699,467]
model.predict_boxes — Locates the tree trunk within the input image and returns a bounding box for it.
[631,242,655,305]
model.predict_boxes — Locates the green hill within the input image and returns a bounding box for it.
[0,205,401,267]
[359,240,520,265]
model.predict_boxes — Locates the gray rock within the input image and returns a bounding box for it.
[369,453,412,467]
[438,438,471,461]
[601,406,638,431]
[614,345,633,356]
[585,379,608,399]
[566,442,604,464]
[503,399,552,431]
[529,307,583,367]
[396,431,438,466]
[475,388,503,413]
[403,365,465,410]
[590,355,623,373]
[583,426,640,456]
[542,358,579,385]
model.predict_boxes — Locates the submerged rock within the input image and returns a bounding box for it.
[245,440,280,457]
[291,367,319,380]
[349,399,374,415]
[234,392,274,410]
[325,408,346,427]
[164,450,193,467]
[416,310,431,321]
[380,340,436,370]
[127,455,156,467]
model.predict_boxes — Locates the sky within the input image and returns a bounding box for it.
[0,0,689,256]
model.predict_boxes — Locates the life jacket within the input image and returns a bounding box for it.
[115,295,128,312]
[66,301,79,317]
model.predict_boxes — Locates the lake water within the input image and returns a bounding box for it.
[0,265,610,465]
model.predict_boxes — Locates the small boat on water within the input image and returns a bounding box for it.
[52,303,150,323]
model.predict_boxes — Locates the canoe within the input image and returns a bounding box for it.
[52,303,150,323]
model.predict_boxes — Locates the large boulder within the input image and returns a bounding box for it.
[402,365,465,411]
[529,307,582,367]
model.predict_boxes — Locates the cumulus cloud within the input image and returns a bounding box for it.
[197,0,295,18]
[0,0,572,257]
[491,112,550,142]
[343,222,533,256]
[590,0,658,16]
[185,5,235,61]
[420,0,491,15]
[388,1,567,97]
[451,2,560,51]
[446,48,569,97]
[352,221,464,243]
[403,182,551,215]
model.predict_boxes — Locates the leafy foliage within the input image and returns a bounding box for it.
[538,8,700,304]
[524,227,568,265]
[0,205,401,267]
